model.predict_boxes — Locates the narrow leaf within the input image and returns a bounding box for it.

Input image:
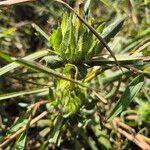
[84,0,91,14]
[49,116,63,144]
[7,118,28,135]
[107,75,144,121]
[32,23,50,41]
[15,131,27,150]
[95,17,124,54]
[50,27,62,53]
[0,88,48,101]
[0,51,14,62]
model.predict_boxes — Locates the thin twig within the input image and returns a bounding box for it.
[16,59,101,93]
[29,100,48,110]
[139,135,150,145]
[113,118,135,134]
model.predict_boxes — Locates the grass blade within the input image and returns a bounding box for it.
[89,55,143,66]
[32,23,50,41]
[7,118,28,135]
[0,88,48,101]
[84,0,91,14]
[0,50,49,76]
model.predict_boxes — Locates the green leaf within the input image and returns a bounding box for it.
[102,17,124,41]
[96,22,106,33]
[74,35,83,62]
[91,125,112,149]
[15,131,27,150]
[49,116,64,144]
[50,27,62,53]
[82,31,93,60]
[42,55,63,69]
[61,16,72,58]
[0,50,49,76]
[87,40,97,60]
[95,17,124,54]
[61,13,68,36]
[0,51,14,62]
[69,23,76,61]
[84,0,91,14]
[107,76,144,121]
[7,118,28,136]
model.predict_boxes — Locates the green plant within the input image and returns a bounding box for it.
[0,0,149,149]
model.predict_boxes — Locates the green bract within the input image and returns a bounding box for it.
[50,64,88,118]
[51,79,87,118]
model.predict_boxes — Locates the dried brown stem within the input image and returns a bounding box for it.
[93,90,107,104]
[104,117,150,150]
[117,128,150,150]
[125,115,138,121]
[113,118,135,134]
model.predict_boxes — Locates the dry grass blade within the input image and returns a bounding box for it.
[93,91,107,104]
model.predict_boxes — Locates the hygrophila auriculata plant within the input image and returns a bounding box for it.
[41,7,125,143]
